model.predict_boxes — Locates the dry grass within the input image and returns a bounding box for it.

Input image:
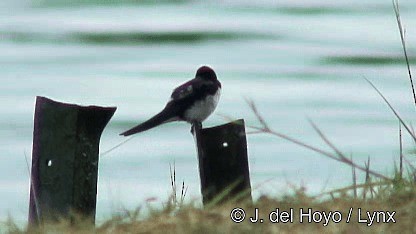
[88,192,416,233]
[4,183,416,233]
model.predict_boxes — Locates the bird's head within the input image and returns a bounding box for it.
[196,66,217,81]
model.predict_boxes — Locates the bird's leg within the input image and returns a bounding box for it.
[191,121,202,135]
[191,122,195,134]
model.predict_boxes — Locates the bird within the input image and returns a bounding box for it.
[120,66,221,136]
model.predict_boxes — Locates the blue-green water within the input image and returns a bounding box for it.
[1,0,416,226]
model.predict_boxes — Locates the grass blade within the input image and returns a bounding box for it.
[365,77,416,143]
[393,0,416,108]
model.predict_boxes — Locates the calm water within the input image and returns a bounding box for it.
[1,0,416,226]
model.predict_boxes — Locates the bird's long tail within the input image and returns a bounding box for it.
[120,108,176,136]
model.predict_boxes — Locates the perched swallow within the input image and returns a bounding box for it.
[120,66,221,136]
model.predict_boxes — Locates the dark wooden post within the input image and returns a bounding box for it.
[193,119,252,206]
[28,96,116,226]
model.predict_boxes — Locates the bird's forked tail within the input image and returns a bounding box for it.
[120,108,176,136]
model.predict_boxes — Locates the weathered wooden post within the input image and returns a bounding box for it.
[193,119,252,205]
[29,96,116,226]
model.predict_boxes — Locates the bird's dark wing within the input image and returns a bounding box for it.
[170,79,206,101]
[170,78,221,102]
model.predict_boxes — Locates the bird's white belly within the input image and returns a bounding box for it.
[184,88,221,122]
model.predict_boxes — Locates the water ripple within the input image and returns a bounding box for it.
[1,30,275,44]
